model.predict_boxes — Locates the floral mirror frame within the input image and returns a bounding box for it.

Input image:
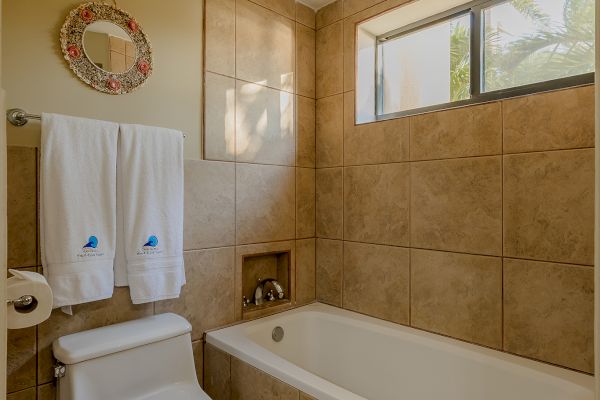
[60,2,153,95]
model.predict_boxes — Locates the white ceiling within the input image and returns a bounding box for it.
[298,0,337,10]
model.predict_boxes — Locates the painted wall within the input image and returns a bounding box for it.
[2,0,203,159]
[315,0,595,374]
[5,0,317,398]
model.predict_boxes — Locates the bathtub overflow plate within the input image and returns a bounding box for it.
[272,326,284,342]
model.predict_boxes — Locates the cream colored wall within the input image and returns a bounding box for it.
[2,0,203,159]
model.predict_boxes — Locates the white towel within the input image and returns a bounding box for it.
[40,113,118,308]
[115,124,185,304]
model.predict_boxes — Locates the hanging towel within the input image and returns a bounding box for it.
[40,113,118,309]
[115,124,185,304]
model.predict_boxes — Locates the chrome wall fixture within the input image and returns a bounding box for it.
[7,108,41,127]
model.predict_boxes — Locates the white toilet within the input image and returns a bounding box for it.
[52,313,211,400]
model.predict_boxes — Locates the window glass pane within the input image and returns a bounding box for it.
[483,0,595,92]
[379,14,471,115]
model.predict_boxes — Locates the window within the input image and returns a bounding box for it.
[364,0,595,120]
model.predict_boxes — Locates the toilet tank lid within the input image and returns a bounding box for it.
[53,313,192,364]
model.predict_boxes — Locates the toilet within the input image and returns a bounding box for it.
[52,313,211,400]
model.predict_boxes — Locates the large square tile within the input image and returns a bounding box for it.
[343,242,409,324]
[236,81,295,166]
[296,168,316,238]
[316,0,342,28]
[296,23,316,99]
[344,163,409,246]
[316,22,343,98]
[316,94,343,167]
[503,86,595,153]
[204,343,232,400]
[204,73,236,161]
[251,0,295,19]
[231,357,299,399]
[411,157,502,256]
[504,258,593,372]
[296,2,316,29]
[503,149,594,265]
[236,164,295,244]
[7,326,36,393]
[236,0,295,92]
[411,249,502,348]
[410,103,502,161]
[316,239,343,306]
[205,0,235,76]
[316,168,343,239]
[184,160,235,250]
[296,96,316,167]
[7,147,37,268]
[155,248,235,341]
[344,92,409,165]
[296,238,316,305]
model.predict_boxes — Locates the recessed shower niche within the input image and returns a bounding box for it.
[236,241,296,320]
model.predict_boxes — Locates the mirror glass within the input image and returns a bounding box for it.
[83,21,137,74]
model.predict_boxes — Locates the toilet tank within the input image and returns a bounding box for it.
[53,313,201,400]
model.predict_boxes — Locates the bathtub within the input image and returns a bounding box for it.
[206,303,594,400]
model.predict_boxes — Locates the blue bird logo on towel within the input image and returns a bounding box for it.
[143,235,159,249]
[82,236,98,252]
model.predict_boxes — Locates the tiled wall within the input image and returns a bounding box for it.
[6,2,317,398]
[314,0,594,374]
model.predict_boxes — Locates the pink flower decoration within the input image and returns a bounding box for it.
[80,8,94,22]
[67,45,81,59]
[137,59,150,74]
[106,78,121,91]
[128,19,139,32]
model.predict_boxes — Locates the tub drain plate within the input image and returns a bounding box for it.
[272,326,284,342]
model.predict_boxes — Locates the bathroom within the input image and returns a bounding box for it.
[0,0,597,399]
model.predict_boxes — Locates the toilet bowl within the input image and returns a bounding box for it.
[52,313,210,400]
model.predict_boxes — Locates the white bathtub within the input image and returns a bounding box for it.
[206,303,594,400]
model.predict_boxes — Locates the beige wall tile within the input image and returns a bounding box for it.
[204,73,236,161]
[296,238,316,304]
[236,81,295,165]
[296,24,316,99]
[296,2,316,29]
[236,164,295,244]
[7,147,37,268]
[205,0,235,76]
[344,163,409,246]
[343,242,409,324]
[300,393,317,400]
[411,157,502,256]
[37,287,153,384]
[503,86,595,153]
[296,168,316,238]
[316,168,343,239]
[184,160,235,250]
[296,96,316,167]
[7,388,36,400]
[316,21,343,98]
[204,344,232,400]
[193,340,204,387]
[7,327,36,393]
[316,239,343,306]
[156,248,235,341]
[316,0,342,28]
[411,249,502,348]
[504,259,593,373]
[316,94,344,167]
[236,0,295,92]
[37,383,55,400]
[503,149,594,265]
[231,356,299,399]
[250,0,296,19]
[410,103,502,161]
[343,17,356,92]
[344,92,409,165]
[343,0,386,17]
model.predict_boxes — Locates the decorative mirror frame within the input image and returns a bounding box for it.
[60,2,153,95]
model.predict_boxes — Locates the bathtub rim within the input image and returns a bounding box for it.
[206,302,594,400]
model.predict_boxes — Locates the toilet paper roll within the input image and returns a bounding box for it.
[7,269,53,329]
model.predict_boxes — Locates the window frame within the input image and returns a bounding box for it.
[373,0,595,121]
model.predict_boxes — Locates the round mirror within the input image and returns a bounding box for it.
[83,21,137,74]
[60,2,153,95]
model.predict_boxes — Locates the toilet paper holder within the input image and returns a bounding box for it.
[7,294,38,313]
